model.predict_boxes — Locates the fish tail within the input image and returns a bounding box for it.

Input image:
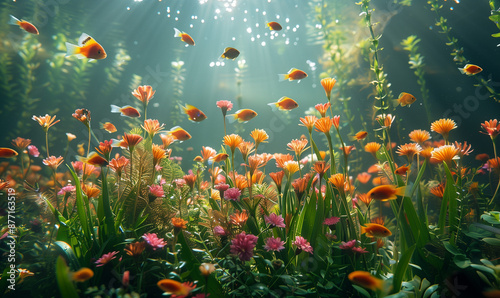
[110,104,121,114]
[395,186,407,197]
[174,28,182,37]
[65,42,80,57]
[278,74,288,82]
[8,15,20,25]
[226,114,238,124]
[267,102,278,111]
[458,67,466,74]
[361,225,366,234]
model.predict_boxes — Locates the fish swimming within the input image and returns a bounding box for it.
[278,68,308,82]
[220,47,240,60]
[174,28,195,46]
[268,97,298,111]
[227,109,257,123]
[102,122,117,133]
[182,104,207,122]
[110,105,141,118]
[459,64,482,75]
[350,131,368,141]
[361,223,392,238]
[267,21,282,31]
[9,15,38,35]
[167,126,192,142]
[65,33,106,60]
[367,185,406,201]
[396,92,416,107]
[394,165,410,175]
[0,148,18,158]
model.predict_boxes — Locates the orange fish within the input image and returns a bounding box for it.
[186,147,194,151]
[65,33,106,60]
[182,104,207,122]
[475,153,490,161]
[102,122,117,133]
[367,185,406,201]
[348,271,384,291]
[361,223,392,238]
[0,148,18,158]
[220,47,240,60]
[9,15,38,35]
[174,28,195,46]
[77,143,85,156]
[227,109,257,123]
[72,268,94,282]
[167,126,191,142]
[278,68,308,82]
[110,105,141,118]
[350,131,368,141]
[77,152,108,166]
[459,64,482,75]
[268,96,298,111]
[396,92,416,107]
[394,165,410,176]
[267,21,282,31]
[210,153,229,163]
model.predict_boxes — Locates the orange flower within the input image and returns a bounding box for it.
[66,133,77,142]
[313,161,330,178]
[329,173,345,192]
[269,171,285,190]
[274,153,294,168]
[42,156,64,170]
[365,142,381,157]
[287,139,308,157]
[332,115,340,130]
[431,145,459,164]
[480,119,500,139]
[299,115,318,134]
[454,141,473,157]
[357,193,372,206]
[199,263,216,277]
[183,174,197,190]
[152,144,167,166]
[283,160,300,176]
[431,118,457,140]
[356,172,371,184]
[132,85,155,105]
[315,102,331,117]
[109,156,130,177]
[212,153,229,163]
[320,77,336,101]
[230,173,248,190]
[72,268,94,282]
[292,174,311,199]
[82,183,100,198]
[420,146,434,160]
[396,143,422,160]
[224,134,243,154]
[200,146,217,163]
[172,217,188,229]
[409,129,431,144]
[32,114,60,132]
[72,109,91,127]
[0,179,9,191]
[314,116,334,133]
[230,210,249,227]
[488,157,500,173]
[376,114,395,129]
[238,141,255,160]
[11,137,31,151]
[142,119,164,138]
[250,129,269,148]
[430,183,445,198]
[340,145,355,157]
[119,133,143,152]
[160,134,176,148]
[124,242,146,257]
[157,279,194,296]
[247,155,266,174]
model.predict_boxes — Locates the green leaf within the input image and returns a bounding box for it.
[453,254,471,269]
[392,244,416,294]
[351,284,371,298]
[483,237,500,246]
[54,241,80,270]
[55,256,79,298]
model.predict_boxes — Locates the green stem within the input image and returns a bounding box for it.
[45,131,50,157]
[325,133,336,175]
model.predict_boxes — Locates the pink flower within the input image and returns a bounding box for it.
[214,225,227,237]
[339,240,356,250]
[149,184,165,198]
[142,233,167,250]
[224,187,241,201]
[122,271,130,287]
[230,231,258,261]
[173,179,186,188]
[264,237,285,252]
[292,236,313,254]
[0,232,8,240]
[264,213,286,228]
[27,145,39,157]
[71,161,84,174]
[155,165,163,172]
[216,100,233,116]
[215,183,230,192]
[58,184,76,195]
[323,216,340,226]
[95,251,119,267]
[352,246,368,254]
[333,115,340,129]
[160,178,167,185]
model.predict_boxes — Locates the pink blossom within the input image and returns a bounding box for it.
[0,232,8,240]
[264,213,285,228]
[149,184,165,198]
[173,179,186,188]
[27,145,40,157]
[58,184,76,196]
[323,216,340,226]
[215,183,229,192]
[292,236,313,254]
[216,100,233,116]
[160,178,167,185]
[224,187,241,201]
[264,237,285,252]
[339,240,356,250]
[214,225,227,237]
[230,231,258,261]
[71,161,84,174]
[142,233,167,250]
[95,251,119,267]
[352,246,368,254]
[155,165,163,172]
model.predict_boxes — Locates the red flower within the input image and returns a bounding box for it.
[230,232,258,261]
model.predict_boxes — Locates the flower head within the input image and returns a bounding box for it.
[152,144,167,166]
[216,100,233,116]
[95,251,119,267]
[27,145,40,157]
[224,187,241,201]
[160,134,176,148]
[124,242,146,257]
[315,102,331,117]
[132,85,155,105]
[238,141,255,160]
[480,119,500,140]
[488,157,500,173]
[157,279,195,296]
[321,77,336,101]
[199,263,216,277]
[172,217,188,231]
[11,137,31,151]
[230,231,258,261]
[109,156,130,177]
[149,184,165,198]
[314,116,334,133]
[66,133,76,141]
[42,156,64,170]
[213,225,227,237]
[82,184,101,198]
[329,173,345,191]
[430,183,445,198]
[118,133,143,152]
[431,145,459,164]
[96,140,113,161]
[264,213,286,228]
[58,184,76,196]
[409,129,431,144]
[269,171,285,190]
[230,210,249,227]
[283,160,300,176]
[223,134,243,154]
[264,237,285,252]
[339,240,356,250]
[396,143,422,161]
[299,115,318,134]
[431,118,457,140]
[72,109,91,127]
[250,129,269,148]
[287,139,308,157]
[364,142,381,158]
[142,119,164,138]
[292,236,313,254]
[142,233,167,250]
[376,114,395,129]
[33,114,60,132]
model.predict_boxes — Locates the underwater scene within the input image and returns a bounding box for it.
[2,0,500,297]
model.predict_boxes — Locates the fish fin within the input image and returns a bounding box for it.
[110,104,121,114]
[78,33,93,46]
[65,42,80,57]
[288,68,296,73]
[168,126,181,134]
[278,74,288,82]
[8,15,20,25]
[174,28,182,37]
[458,67,466,74]
[395,186,407,197]
[226,114,238,124]
[267,102,279,111]
[361,225,366,234]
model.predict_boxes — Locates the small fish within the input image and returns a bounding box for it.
[227,109,257,123]
[72,268,94,282]
[367,185,406,201]
[394,165,410,176]
[220,47,240,60]
[167,126,192,142]
[459,64,482,75]
[350,131,368,141]
[9,15,38,35]
[182,104,207,122]
[396,92,416,107]
[110,105,141,118]
[210,153,229,163]
[361,223,392,238]
[65,33,106,60]
[186,147,194,151]
[267,21,282,31]
[278,68,308,82]
[348,271,384,291]
[77,152,108,166]
[102,122,117,133]
[77,143,85,156]
[0,148,18,158]
[356,172,371,184]
[173,28,195,46]
[268,96,298,111]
